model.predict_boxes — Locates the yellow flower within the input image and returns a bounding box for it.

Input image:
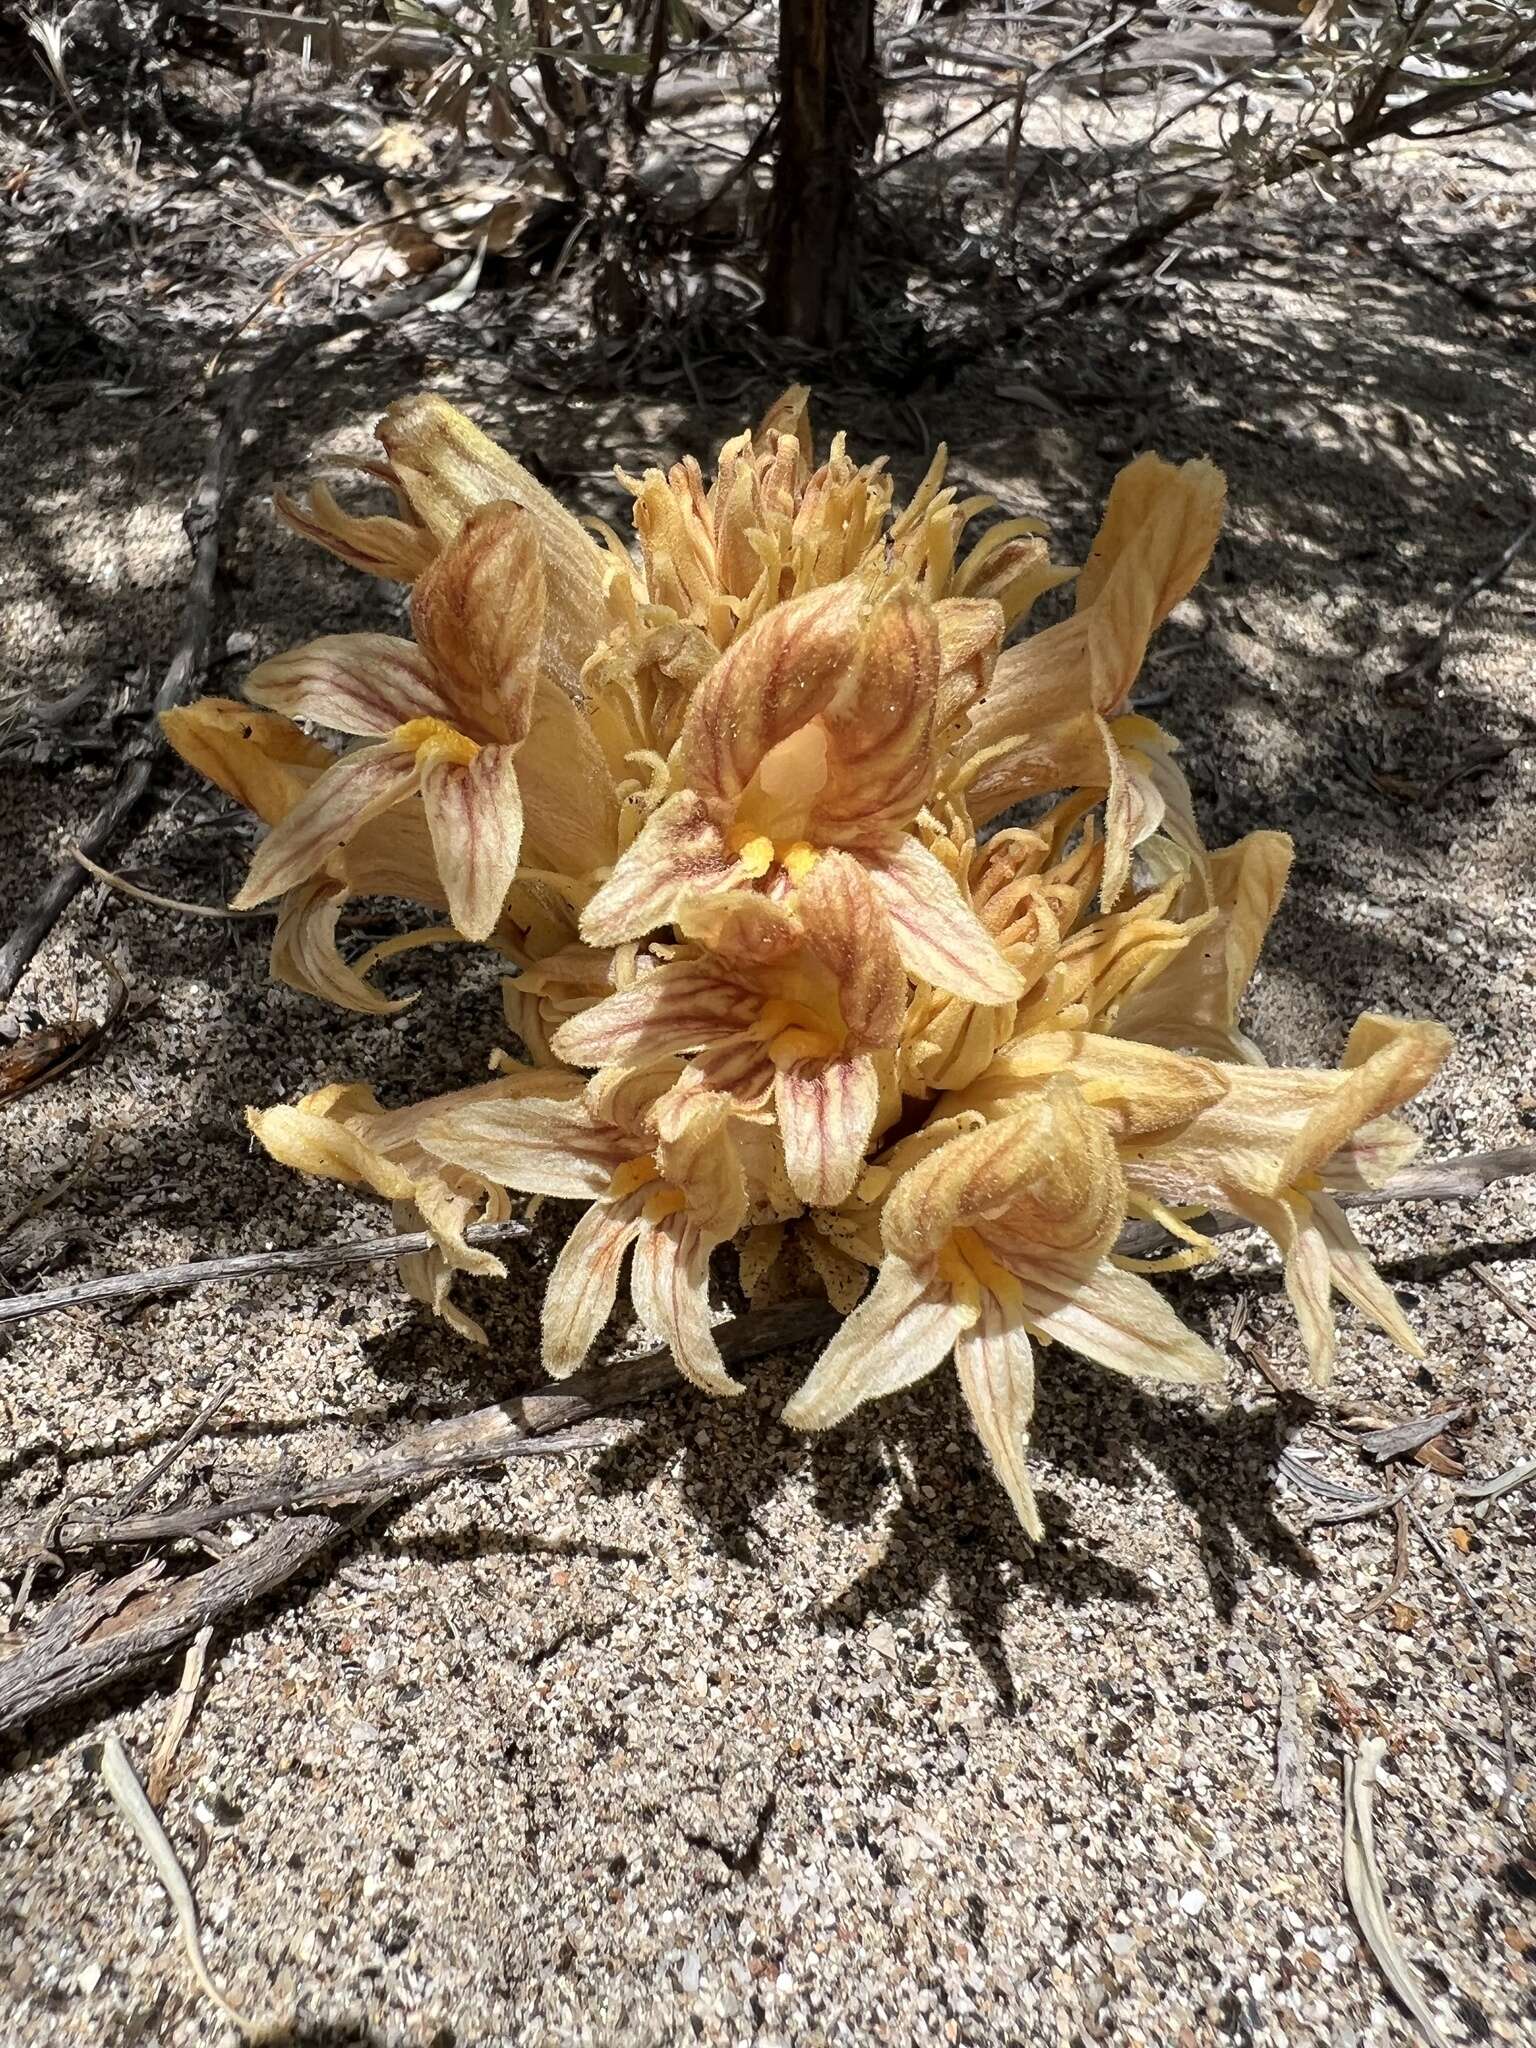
[782,1079,1225,1537]
[416,1065,749,1393]
[958,452,1226,906]
[167,498,621,956]
[1120,1013,1452,1378]
[168,385,1457,1538]
[580,579,1022,1004]
[554,851,907,1206]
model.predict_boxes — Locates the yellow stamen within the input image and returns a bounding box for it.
[391,716,479,765]
[731,831,776,879]
[1126,1193,1214,1250]
[749,997,841,1069]
[725,825,823,885]
[642,1186,687,1224]
[936,1226,1025,1320]
[607,1154,662,1201]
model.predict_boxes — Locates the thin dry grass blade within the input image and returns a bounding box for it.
[100,1732,269,2036]
[1342,1736,1452,2048]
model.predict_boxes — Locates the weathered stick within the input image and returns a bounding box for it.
[0,253,480,1006]
[0,1301,835,1739]
[7,1147,1529,1335]
[0,1219,532,1329]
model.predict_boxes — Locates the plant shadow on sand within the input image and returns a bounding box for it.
[352,1302,1320,1716]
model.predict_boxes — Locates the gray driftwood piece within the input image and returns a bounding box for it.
[0,1302,836,1739]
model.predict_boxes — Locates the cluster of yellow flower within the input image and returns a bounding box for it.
[164,389,1450,1535]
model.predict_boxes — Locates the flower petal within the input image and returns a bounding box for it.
[380,393,608,697]
[1311,1191,1424,1359]
[782,1253,971,1429]
[864,835,1023,1005]
[271,875,411,1016]
[630,1217,744,1397]
[160,698,330,827]
[420,741,524,942]
[1073,452,1226,622]
[410,503,545,745]
[652,1091,750,1240]
[245,634,454,737]
[1113,830,1293,1059]
[516,673,620,878]
[1099,713,1165,909]
[775,1050,880,1208]
[552,960,756,1068]
[675,582,864,804]
[954,1300,1044,1540]
[275,480,438,583]
[795,850,907,1047]
[248,1094,418,1204]
[541,1196,645,1377]
[232,744,421,908]
[809,583,940,842]
[580,790,743,947]
[416,1074,618,1201]
[961,454,1226,824]
[884,1076,1125,1268]
[1015,1256,1227,1387]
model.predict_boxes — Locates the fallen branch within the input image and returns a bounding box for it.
[0,1300,834,1738]
[0,1218,532,1329]
[4,1146,1531,1334]
[0,253,482,1007]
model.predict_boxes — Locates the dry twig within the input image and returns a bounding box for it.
[100,1731,268,2035]
[1470,1260,1536,1341]
[0,1301,836,1738]
[1343,1735,1453,2048]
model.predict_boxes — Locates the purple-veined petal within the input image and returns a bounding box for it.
[864,835,1023,1005]
[630,1216,744,1397]
[954,1296,1043,1539]
[775,1051,880,1208]
[781,1253,970,1429]
[245,634,453,737]
[420,741,524,942]
[580,790,743,946]
[232,744,422,909]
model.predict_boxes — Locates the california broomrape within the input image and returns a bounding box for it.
[161,389,1451,1538]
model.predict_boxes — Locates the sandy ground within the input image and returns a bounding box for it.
[3,123,1536,2048]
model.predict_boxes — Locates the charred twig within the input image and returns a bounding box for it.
[0,254,483,1007]
[4,1146,1532,1334]
[0,1301,836,1738]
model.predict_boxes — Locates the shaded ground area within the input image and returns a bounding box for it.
[2,95,1535,2048]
